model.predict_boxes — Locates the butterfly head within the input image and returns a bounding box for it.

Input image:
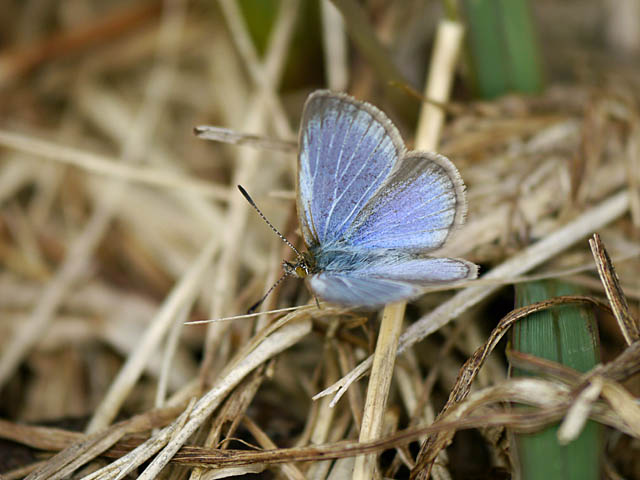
[283,252,316,279]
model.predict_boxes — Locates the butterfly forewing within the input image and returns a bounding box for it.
[297,91,404,247]
[343,152,467,250]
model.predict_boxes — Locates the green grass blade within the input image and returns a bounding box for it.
[497,0,544,94]
[512,280,602,480]
[460,0,544,98]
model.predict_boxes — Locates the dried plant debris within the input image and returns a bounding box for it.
[0,1,639,479]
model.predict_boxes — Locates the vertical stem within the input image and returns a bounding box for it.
[353,20,464,480]
[353,302,405,478]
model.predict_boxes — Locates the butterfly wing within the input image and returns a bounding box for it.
[296,91,476,309]
[308,249,477,308]
[308,274,419,308]
[343,151,467,250]
[297,91,404,247]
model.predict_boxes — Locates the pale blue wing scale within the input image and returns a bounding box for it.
[346,256,477,283]
[297,91,404,246]
[308,250,477,307]
[308,274,420,309]
[343,152,467,250]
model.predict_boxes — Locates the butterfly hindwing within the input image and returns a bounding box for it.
[338,254,477,283]
[297,91,404,247]
[308,247,477,308]
[307,257,475,309]
[307,274,419,309]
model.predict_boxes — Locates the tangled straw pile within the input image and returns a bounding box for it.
[0,1,639,479]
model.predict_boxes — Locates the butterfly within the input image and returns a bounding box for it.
[245,90,477,310]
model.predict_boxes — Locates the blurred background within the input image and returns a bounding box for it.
[0,1,639,479]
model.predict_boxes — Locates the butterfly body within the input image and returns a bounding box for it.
[281,90,477,309]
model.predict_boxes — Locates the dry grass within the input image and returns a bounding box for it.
[0,1,639,479]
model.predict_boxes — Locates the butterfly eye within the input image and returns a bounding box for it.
[295,266,308,278]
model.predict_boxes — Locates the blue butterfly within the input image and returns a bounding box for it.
[246,90,477,310]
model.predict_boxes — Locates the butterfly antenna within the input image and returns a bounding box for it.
[237,185,302,257]
[247,271,289,314]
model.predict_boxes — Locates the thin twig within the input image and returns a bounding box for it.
[589,232,640,345]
